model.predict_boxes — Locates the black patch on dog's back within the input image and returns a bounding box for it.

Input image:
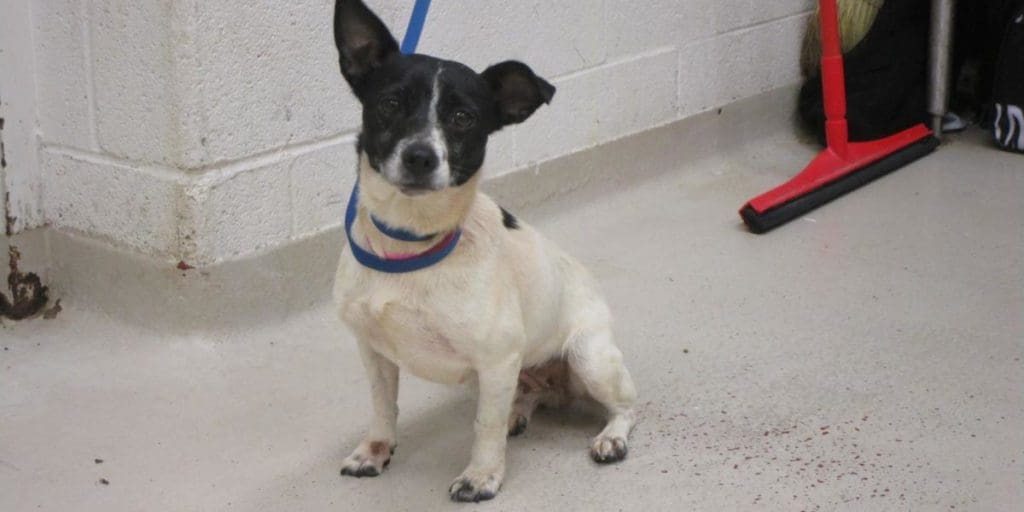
[500,207,519,230]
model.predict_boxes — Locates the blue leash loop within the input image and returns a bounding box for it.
[401,0,432,54]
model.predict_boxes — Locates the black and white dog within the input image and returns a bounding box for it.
[331,0,637,502]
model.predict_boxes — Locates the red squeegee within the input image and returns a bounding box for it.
[739,0,939,234]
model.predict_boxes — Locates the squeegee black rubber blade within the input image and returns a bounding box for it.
[741,136,939,234]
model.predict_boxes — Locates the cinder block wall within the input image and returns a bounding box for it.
[26,0,812,266]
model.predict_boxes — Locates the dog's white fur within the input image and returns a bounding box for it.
[334,107,636,501]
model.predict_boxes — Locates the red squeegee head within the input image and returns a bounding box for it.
[738,0,939,234]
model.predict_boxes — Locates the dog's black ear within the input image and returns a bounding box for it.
[481,61,556,126]
[334,0,399,94]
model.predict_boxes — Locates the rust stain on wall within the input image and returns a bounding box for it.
[4,192,15,237]
[0,117,7,168]
[1,117,13,236]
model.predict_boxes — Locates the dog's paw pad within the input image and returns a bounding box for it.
[449,473,501,502]
[590,436,628,464]
[508,415,528,437]
[340,462,382,478]
[339,441,392,478]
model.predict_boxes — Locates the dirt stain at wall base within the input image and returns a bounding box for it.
[0,246,49,320]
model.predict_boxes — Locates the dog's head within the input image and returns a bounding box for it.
[334,0,555,196]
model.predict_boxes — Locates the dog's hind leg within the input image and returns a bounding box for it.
[507,389,542,436]
[566,327,637,463]
[340,340,400,478]
[509,359,573,436]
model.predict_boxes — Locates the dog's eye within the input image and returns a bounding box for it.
[378,96,400,117]
[450,110,475,130]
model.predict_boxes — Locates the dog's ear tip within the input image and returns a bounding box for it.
[540,81,556,104]
[482,60,554,125]
[333,0,398,87]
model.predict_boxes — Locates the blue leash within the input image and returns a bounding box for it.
[401,0,432,54]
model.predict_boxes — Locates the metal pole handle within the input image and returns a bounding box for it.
[929,0,955,138]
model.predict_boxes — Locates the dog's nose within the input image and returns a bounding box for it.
[401,143,439,176]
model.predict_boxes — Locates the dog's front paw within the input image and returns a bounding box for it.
[448,470,502,502]
[340,440,393,478]
[590,435,628,464]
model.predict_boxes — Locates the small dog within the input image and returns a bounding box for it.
[331,0,637,502]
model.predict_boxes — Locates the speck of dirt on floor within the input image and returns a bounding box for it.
[43,299,63,320]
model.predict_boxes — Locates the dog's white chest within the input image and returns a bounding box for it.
[337,275,475,384]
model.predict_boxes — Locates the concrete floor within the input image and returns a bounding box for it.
[1,128,1021,511]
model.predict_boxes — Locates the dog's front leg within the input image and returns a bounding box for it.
[449,354,521,502]
[340,339,399,478]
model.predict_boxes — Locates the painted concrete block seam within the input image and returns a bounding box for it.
[594,0,611,69]
[176,182,205,263]
[676,45,687,119]
[39,129,359,190]
[40,144,186,183]
[39,126,363,187]
[677,39,715,118]
[169,0,209,170]
[90,0,174,164]
[190,132,359,188]
[713,8,814,38]
[712,0,814,36]
[81,0,101,151]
